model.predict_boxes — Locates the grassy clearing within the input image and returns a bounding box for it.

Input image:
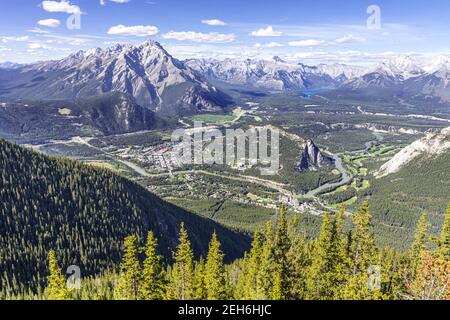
[191,114,235,124]
[58,108,72,115]
[330,196,358,209]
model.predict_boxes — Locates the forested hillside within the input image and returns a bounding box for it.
[0,139,250,296]
[368,150,450,247]
[35,203,450,300]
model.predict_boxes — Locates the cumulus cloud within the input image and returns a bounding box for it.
[250,26,283,37]
[162,31,236,43]
[107,25,159,36]
[41,1,81,15]
[201,19,227,26]
[38,19,61,28]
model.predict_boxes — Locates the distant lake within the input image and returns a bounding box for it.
[301,88,330,96]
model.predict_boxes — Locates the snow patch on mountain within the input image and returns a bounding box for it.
[1,41,231,115]
[185,58,364,91]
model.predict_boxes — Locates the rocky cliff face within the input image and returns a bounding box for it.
[377,127,450,177]
[0,41,232,116]
[298,139,332,171]
[0,92,165,142]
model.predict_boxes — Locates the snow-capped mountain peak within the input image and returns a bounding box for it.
[371,55,424,79]
[1,40,231,115]
[423,55,450,74]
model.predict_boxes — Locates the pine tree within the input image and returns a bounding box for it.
[45,250,71,300]
[273,205,291,299]
[332,207,349,285]
[340,201,379,300]
[286,211,310,300]
[232,255,249,300]
[167,223,195,300]
[350,201,377,274]
[410,252,450,300]
[287,230,309,300]
[204,232,227,300]
[307,213,332,299]
[256,222,277,299]
[243,232,262,300]
[114,235,141,300]
[139,231,164,300]
[305,209,347,300]
[437,204,450,261]
[194,257,207,300]
[409,213,430,278]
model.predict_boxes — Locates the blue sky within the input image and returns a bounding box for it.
[1,0,450,65]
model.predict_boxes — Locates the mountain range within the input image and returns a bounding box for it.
[185,57,366,91]
[1,41,450,143]
[187,54,450,103]
[0,41,232,116]
[1,41,450,114]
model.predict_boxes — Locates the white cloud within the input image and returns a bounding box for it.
[41,1,81,15]
[288,35,366,48]
[107,25,159,36]
[254,42,284,48]
[1,36,30,43]
[201,19,227,26]
[27,27,51,34]
[38,19,61,28]
[42,34,92,46]
[28,43,50,50]
[162,31,236,43]
[334,34,366,44]
[288,39,327,47]
[100,0,131,5]
[250,26,283,37]
[283,50,400,66]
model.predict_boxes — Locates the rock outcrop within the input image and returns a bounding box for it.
[298,139,332,171]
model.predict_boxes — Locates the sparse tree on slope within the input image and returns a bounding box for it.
[307,212,333,299]
[139,231,165,300]
[273,205,291,300]
[114,235,141,300]
[204,232,227,300]
[242,232,262,300]
[194,257,207,300]
[256,222,277,300]
[340,202,380,300]
[45,250,71,300]
[409,213,430,279]
[167,223,195,300]
[437,204,450,261]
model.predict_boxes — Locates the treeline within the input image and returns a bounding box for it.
[23,202,450,300]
